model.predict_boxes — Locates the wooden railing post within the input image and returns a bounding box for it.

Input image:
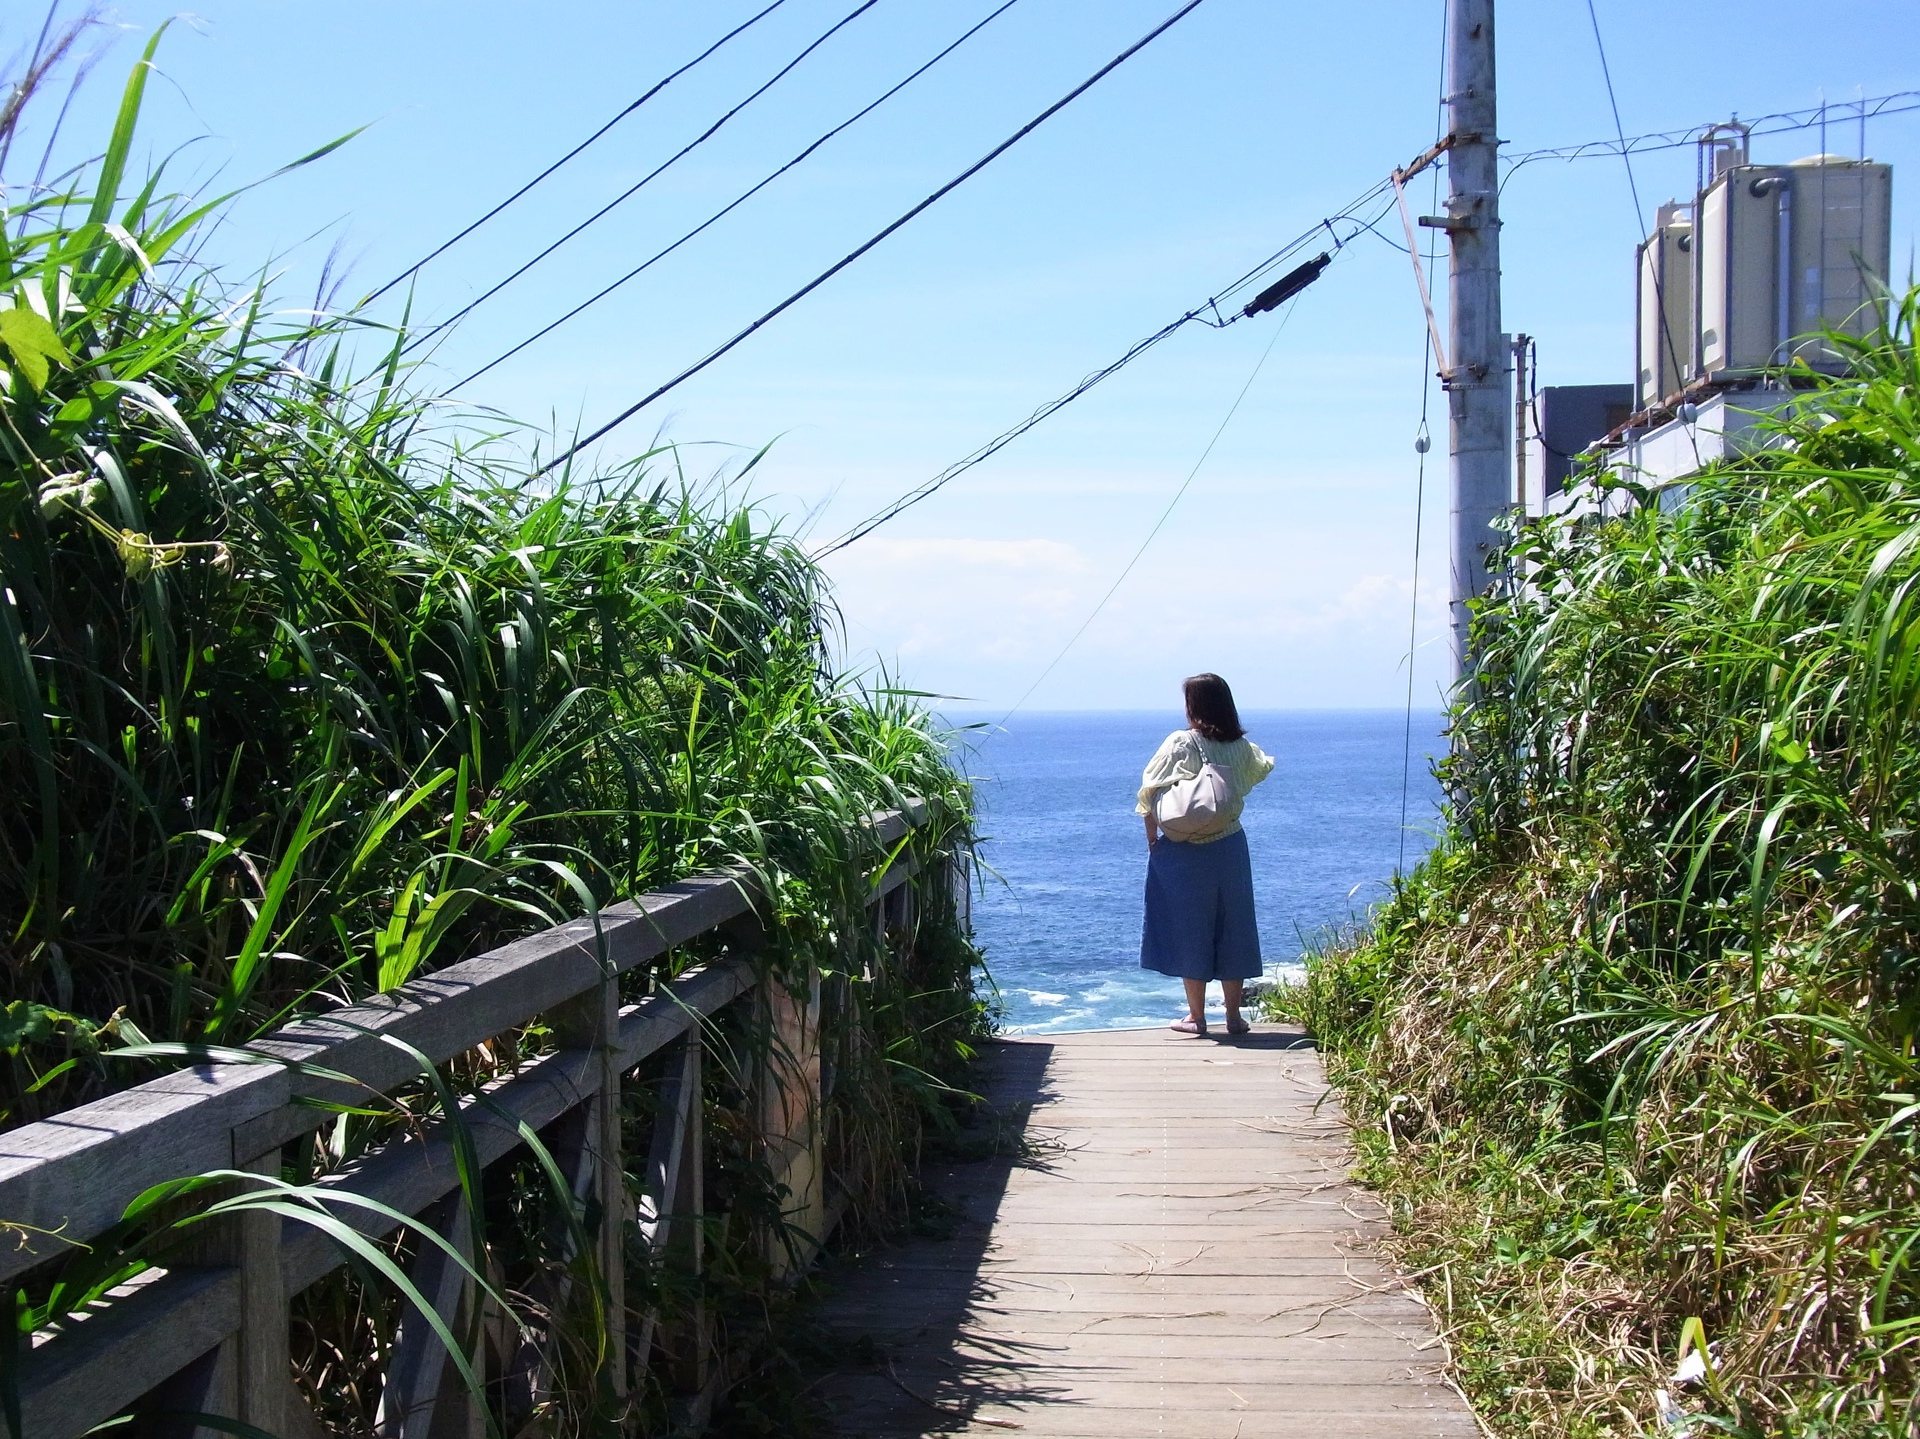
[376,1193,482,1439]
[634,1029,706,1398]
[7,806,924,1438]
[759,969,824,1274]
[953,847,972,934]
[147,1148,291,1438]
[548,972,628,1400]
[670,1031,707,1399]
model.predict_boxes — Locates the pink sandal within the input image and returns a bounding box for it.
[1170,1017,1208,1036]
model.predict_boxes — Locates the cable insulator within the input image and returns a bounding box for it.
[1242,252,1330,317]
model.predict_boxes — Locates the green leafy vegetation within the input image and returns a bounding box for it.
[2,26,986,1433]
[1285,294,1920,1437]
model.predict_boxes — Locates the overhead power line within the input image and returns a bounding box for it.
[409,0,885,350]
[815,184,1392,557]
[454,0,1028,392]
[364,0,791,304]
[528,0,1215,481]
[816,313,1199,559]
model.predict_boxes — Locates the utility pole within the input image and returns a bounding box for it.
[1441,0,1506,690]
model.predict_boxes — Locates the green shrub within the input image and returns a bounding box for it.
[1309,293,1920,1437]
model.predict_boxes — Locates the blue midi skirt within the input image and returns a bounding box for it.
[1140,828,1262,981]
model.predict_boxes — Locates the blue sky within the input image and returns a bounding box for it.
[14,1,1919,709]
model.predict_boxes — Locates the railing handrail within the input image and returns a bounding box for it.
[4,800,935,1439]
[0,800,924,1282]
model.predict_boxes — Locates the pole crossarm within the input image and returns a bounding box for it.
[1394,132,1457,186]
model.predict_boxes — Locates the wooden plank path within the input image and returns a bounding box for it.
[810,1026,1480,1438]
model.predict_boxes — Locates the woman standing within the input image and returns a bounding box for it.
[1137,674,1274,1036]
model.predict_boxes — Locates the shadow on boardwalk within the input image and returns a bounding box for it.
[805,1029,1477,1439]
[812,1041,1061,1433]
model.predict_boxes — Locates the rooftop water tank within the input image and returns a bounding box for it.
[1636,201,1693,409]
[1694,143,1891,379]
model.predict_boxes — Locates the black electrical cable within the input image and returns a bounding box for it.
[815,188,1383,557]
[453,0,1028,393]
[364,0,791,304]
[1349,208,1414,255]
[528,0,1213,481]
[406,0,885,350]
[1242,252,1330,316]
[815,313,1198,559]
[1208,183,1388,300]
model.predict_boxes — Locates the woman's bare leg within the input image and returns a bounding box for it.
[1182,978,1207,1025]
[1222,979,1245,1027]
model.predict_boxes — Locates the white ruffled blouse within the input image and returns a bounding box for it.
[1135,729,1276,843]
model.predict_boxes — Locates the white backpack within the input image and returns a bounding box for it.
[1155,762,1240,840]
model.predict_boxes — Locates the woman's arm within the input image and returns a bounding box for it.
[1144,813,1159,850]
[1136,731,1195,820]
[1240,741,1277,791]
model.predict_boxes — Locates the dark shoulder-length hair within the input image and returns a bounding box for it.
[1183,673,1245,742]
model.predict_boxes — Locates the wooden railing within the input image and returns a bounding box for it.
[0,802,941,1438]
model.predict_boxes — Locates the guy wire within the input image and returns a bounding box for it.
[1399,0,1448,878]
[1584,0,1687,427]
[994,301,1295,730]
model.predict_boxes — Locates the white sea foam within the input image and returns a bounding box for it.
[1006,1006,1100,1034]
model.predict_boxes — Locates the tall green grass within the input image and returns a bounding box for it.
[0,25,973,1119]
[2,24,986,1433]
[1297,296,1920,1437]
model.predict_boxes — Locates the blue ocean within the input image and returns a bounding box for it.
[947,710,1448,1033]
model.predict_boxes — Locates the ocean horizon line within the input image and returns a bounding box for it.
[935,704,1449,718]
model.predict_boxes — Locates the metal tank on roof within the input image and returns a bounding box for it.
[1636,200,1694,410]
[1592,127,1897,499]
[1689,126,1891,380]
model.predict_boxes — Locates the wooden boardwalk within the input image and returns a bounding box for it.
[811,1027,1480,1438]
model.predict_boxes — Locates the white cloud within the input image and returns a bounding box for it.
[826,535,1104,676]
[825,525,1452,709]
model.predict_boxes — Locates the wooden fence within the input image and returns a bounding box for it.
[0,802,941,1438]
